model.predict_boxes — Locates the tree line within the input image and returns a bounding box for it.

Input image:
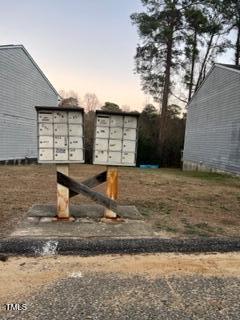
[60,89,185,167]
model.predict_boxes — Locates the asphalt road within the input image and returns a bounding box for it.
[1,272,240,320]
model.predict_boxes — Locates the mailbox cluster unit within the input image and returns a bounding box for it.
[35,107,139,166]
[36,106,84,163]
[93,111,139,166]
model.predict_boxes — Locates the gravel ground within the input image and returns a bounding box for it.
[0,253,240,320]
[1,272,240,320]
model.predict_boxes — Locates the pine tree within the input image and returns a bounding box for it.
[131,0,183,147]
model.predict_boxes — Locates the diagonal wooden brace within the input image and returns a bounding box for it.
[68,171,107,198]
[57,171,118,212]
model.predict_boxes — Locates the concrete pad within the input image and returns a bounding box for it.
[11,219,155,238]
[28,204,143,220]
[10,203,154,238]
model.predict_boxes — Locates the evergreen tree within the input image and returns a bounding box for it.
[131,0,183,147]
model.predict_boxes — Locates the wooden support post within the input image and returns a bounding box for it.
[56,164,70,219]
[104,167,118,219]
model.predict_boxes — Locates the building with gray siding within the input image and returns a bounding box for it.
[183,64,240,175]
[0,44,59,162]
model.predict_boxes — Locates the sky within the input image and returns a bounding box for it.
[0,0,236,111]
[0,0,149,110]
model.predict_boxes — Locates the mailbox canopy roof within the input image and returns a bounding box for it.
[35,106,84,112]
[96,110,140,117]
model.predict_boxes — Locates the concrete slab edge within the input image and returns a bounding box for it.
[0,237,240,256]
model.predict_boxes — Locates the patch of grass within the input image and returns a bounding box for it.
[219,205,230,212]
[154,222,178,233]
[220,219,236,226]
[139,207,153,217]
[137,167,239,183]
[162,226,178,233]
[136,200,172,217]
[184,222,224,237]
[174,170,236,182]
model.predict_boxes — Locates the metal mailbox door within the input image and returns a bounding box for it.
[122,152,135,164]
[54,123,68,135]
[53,111,68,123]
[69,124,83,136]
[68,112,83,124]
[110,127,123,139]
[110,115,123,127]
[123,128,137,140]
[54,136,68,148]
[39,148,53,161]
[97,115,110,127]
[96,127,109,139]
[38,112,53,123]
[54,148,68,161]
[69,148,83,161]
[124,116,137,128]
[95,138,108,150]
[123,140,135,152]
[108,151,121,163]
[69,136,83,148]
[39,136,53,148]
[94,150,108,163]
[109,139,122,151]
[39,123,53,135]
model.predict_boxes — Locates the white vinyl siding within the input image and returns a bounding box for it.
[183,65,240,175]
[0,46,58,160]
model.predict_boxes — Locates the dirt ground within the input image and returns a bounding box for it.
[0,164,239,237]
[0,253,240,305]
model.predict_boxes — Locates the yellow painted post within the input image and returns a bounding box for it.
[104,167,118,218]
[56,164,70,219]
